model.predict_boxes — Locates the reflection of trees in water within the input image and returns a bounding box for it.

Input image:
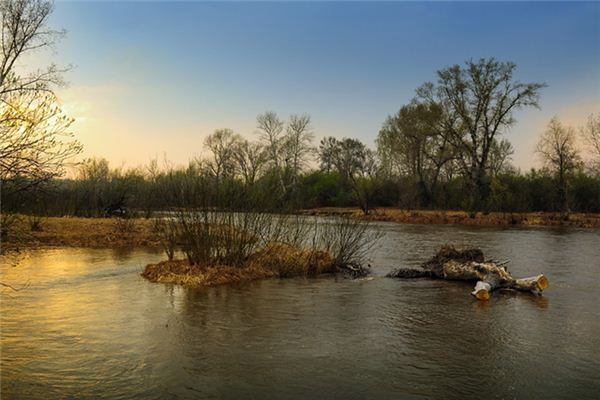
[0,249,35,293]
[110,246,136,261]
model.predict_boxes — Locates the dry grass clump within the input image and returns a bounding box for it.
[248,243,335,277]
[142,260,278,287]
[422,245,484,270]
[142,242,337,287]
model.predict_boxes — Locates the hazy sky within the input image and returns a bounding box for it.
[41,1,600,170]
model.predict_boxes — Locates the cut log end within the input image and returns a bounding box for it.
[537,275,549,291]
[474,289,490,301]
[513,274,549,295]
[472,281,492,301]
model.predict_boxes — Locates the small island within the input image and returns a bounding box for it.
[140,212,376,287]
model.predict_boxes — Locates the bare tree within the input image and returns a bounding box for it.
[257,111,315,199]
[256,111,285,169]
[417,58,545,209]
[0,91,80,192]
[232,139,266,186]
[0,0,67,96]
[256,111,285,191]
[204,129,241,179]
[203,128,242,203]
[536,117,581,213]
[0,0,80,196]
[282,113,314,180]
[580,113,600,173]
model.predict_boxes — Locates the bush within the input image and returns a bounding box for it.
[27,214,45,232]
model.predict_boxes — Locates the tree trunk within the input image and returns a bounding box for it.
[387,246,549,301]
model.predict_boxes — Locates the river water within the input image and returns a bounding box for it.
[1,222,599,399]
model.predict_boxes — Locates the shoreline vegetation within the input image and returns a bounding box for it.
[1,210,591,289]
[1,211,379,288]
[0,216,162,252]
[301,208,600,229]
[1,208,598,253]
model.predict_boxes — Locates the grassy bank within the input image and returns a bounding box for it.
[2,207,597,253]
[142,243,338,287]
[1,215,162,251]
[302,208,600,228]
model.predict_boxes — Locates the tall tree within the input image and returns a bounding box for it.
[257,111,314,201]
[318,136,338,173]
[580,113,600,173]
[256,111,284,169]
[0,0,81,196]
[417,58,545,209]
[536,117,581,213]
[0,0,66,94]
[377,101,454,207]
[256,111,286,193]
[282,113,313,184]
[232,139,266,186]
[319,137,379,215]
[203,128,242,204]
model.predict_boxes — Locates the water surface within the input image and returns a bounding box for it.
[2,223,599,399]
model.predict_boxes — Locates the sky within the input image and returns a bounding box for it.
[36,1,600,170]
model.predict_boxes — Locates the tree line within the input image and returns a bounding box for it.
[3,106,599,217]
[1,0,599,219]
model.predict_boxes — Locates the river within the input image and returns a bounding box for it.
[1,222,599,399]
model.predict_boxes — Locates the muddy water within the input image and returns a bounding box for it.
[1,223,599,399]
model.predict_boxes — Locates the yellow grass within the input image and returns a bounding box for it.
[302,208,600,228]
[142,260,278,287]
[142,243,337,287]
[1,215,161,251]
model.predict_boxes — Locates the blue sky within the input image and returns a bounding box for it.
[45,1,600,169]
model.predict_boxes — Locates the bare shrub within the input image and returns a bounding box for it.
[153,217,179,261]
[1,213,22,243]
[174,210,271,267]
[315,216,382,276]
[27,214,45,232]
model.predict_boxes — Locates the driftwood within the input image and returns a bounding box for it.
[340,262,371,279]
[387,246,548,301]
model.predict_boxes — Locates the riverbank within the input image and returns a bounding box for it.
[142,243,336,287]
[2,208,598,252]
[301,208,600,228]
[1,216,161,252]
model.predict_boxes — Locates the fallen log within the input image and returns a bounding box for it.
[387,246,549,301]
